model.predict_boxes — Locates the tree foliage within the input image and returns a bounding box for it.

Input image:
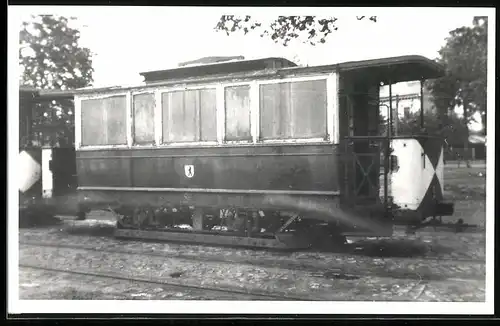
[215,15,377,46]
[426,16,487,134]
[19,15,94,147]
[19,15,93,90]
[395,111,469,145]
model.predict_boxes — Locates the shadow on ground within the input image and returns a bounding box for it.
[53,220,460,260]
[19,209,63,229]
[339,238,454,258]
[63,222,116,237]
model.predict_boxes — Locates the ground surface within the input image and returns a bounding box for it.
[442,163,486,227]
[18,163,488,301]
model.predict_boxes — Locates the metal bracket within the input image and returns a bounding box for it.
[276,214,300,233]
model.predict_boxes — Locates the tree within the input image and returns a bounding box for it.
[396,111,468,144]
[426,16,487,167]
[426,16,487,135]
[215,15,377,46]
[19,15,94,147]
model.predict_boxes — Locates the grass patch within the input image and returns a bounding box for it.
[444,166,486,200]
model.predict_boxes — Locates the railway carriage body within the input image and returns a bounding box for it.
[73,55,454,249]
[18,87,78,225]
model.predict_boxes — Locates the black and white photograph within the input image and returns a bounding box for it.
[7,5,495,316]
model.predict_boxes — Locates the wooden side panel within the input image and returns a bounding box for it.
[77,156,132,187]
[76,144,340,192]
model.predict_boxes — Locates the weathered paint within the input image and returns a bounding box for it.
[389,136,450,219]
[72,55,447,234]
[75,74,338,151]
[76,144,340,192]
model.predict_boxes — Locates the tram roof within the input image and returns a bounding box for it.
[19,86,75,100]
[139,57,298,83]
[335,55,445,83]
[72,55,445,95]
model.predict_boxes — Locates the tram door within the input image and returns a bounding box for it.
[51,147,77,197]
[341,76,381,203]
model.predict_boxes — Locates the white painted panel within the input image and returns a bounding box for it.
[41,148,53,199]
[250,81,259,143]
[327,73,339,143]
[154,91,162,145]
[18,151,41,193]
[389,139,422,210]
[126,92,133,147]
[216,84,225,143]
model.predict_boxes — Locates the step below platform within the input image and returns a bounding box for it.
[114,228,312,250]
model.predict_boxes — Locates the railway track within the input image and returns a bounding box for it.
[19,240,488,302]
[19,222,486,263]
[19,239,486,282]
[19,264,309,301]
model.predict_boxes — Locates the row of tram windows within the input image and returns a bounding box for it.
[80,79,328,147]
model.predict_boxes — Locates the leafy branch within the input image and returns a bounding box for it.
[215,15,377,46]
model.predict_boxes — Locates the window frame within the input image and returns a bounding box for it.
[131,90,156,147]
[222,83,253,144]
[255,74,337,144]
[159,86,219,146]
[75,72,340,151]
[76,92,131,150]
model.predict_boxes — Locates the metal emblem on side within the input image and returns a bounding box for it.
[184,165,194,178]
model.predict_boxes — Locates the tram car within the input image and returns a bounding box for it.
[18,87,77,226]
[65,55,455,249]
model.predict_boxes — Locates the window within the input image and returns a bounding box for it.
[403,107,411,118]
[81,95,127,146]
[133,93,155,145]
[225,85,251,141]
[259,79,327,140]
[161,89,217,143]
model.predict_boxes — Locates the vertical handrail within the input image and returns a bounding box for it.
[383,82,393,211]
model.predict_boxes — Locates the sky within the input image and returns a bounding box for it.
[11,6,492,131]
[12,6,486,87]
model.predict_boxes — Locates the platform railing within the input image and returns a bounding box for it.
[341,136,394,209]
